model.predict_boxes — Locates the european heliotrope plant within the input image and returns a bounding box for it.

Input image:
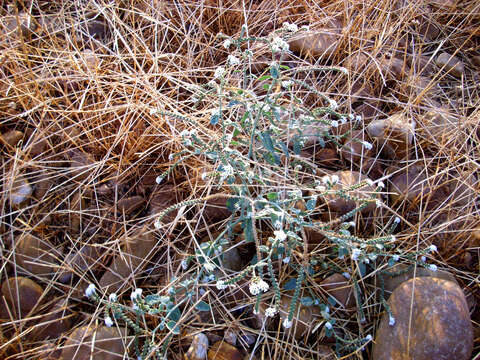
[85,23,440,359]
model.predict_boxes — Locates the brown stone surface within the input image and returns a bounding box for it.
[15,233,57,277]
[99,229,156,293]
[321,170,377,215]
[1,277,44,319]
[389,164,430,205]
[435,52,464,78]
[116,195,145,215]
[5,173,32,208]
[288,27,341,59]
[207,341,243,360]
[279,295,320,340]
[319,273,355,309]
[29,299,71,341]
[340,130,372,164]
[1,130,23,147]
[367,113,415,159]
[373,277,473,360]
[60,326,124,360]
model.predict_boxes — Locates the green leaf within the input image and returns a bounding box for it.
[266,192,278,201]
[270,65,278,79]
[258,74,271,82]
[284,278,297,290]
[166,320,180,334]
[195,301,211,312]
[300,296,314,306]
[167,305,181,322]
[210,114,220,125]
[306,198,317,211]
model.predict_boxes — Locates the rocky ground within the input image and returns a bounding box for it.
[0,1,479,359]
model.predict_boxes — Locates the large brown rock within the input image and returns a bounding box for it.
[435,52,464,78]
[288,22,342,59]
[373,277,473,360]
[321,170,377,216]
[29,299,71,341]
[319,273,355,309]
[15,233,58,277]
[279,295,320,340]
[1,277,44,319]
[99,229,156,293]
[60,326,124,360]
[367,113,415,159]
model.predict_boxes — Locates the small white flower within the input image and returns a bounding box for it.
[329,99,338,110]
[300,25,310,31]
[325,321,333,330]
[365,334,373,341]
[316,185,326,192]
[179,129,190,137]
[391,235,396,241]
[338,67,349,75]
[342,272,351,279]
[340,116,347,124]
[375,199,383,208]
[428,264,438,272]
[361,141,373,150]
[130,288,143,301]
[349,114,355,120]
[214,66,226,79]
[104,316,114,327]
[377,181,385,188]
[245,49,253,58]
[154,220,161,230]
[249,277,269,295]
[168,153,174,161]
[262,103,271,112]
[331,120,339,127]
[282,256,291,264]
[181,259,188,270]
[271,36,289,52]
[394,216,401,224]
[108,293,117,302]
[253,308,259,315]
[347,221,356,228]
[156,175,165,184]
[351,248,362,261]
[274,229,287,242]
[282,21,298,32]
[392,254,400,262]
[85,284,96,298]
[421,255,426,262]
[201,172,208,181]
[330,175,339,184]
[203,262,215,272]
[265,307,278,317]
[149,108,158,115]
[227,54,240,66]
[389,315,395,326]
[282,318,293,329]
[356,115,362,122]
[223,39,232,49]
[429,244,438,253]
[365,179,374,186]
[281,80,294,88]
[216,280,228,290]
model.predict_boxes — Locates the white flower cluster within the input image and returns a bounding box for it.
[130,288,143,301]
[223,39,232,49]
[282,318,293,328]
[216,280,228,290]
[428,244,437,253]
[351,248,362,261]
[389,315,396,326]
[105,316,114,327]
[249,277,269,295]
[227,55,240,66]
[203,262,215,272]
[274,229,287,242]
[282,21,298,32]
[281,80,294,88]
[108,293,117,302]
[85,284,96,298]
[265,307,278,317]
[271,36,289,53]
[214,66,226,79]
[361,140,373,150]
[321,174,340,185]
[329,99,338,110]
[428,264,438,272]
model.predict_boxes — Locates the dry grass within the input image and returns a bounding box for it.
[0,0,479,359]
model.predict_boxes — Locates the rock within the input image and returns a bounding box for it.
[314,148,339,167]
[380,56,408,79]
[404,74,438,103]
[34,172,55,200]
[288,25,341,59]
[1,130,23,147]
[149,184,181,223]
[220,245,243,272]
[198,196,231,223]
[29,299,71,341]
[420,107,459,141]
[99,229,156,293]
[5,173,32,208]
[185,333,209,360]
[321,170,377,216]
[0,12,34,40]
[319,273,355,309]
[15,233,58,277]
[389,164,430,205]
[407,54,435,76]
[69,191,86,233]
[367,113,415,159]
[116,196,145,215]
[67,150,95,181]
[340,130,372,164]
[435,52,464,78]
[60,326,124,359]
[60,244,103,283]
[223,329,237,346]
[279,295,320,340]
[372,277,473,360]
[208,341,243,360]
[379,263,457,298]
[1,277,44,319]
